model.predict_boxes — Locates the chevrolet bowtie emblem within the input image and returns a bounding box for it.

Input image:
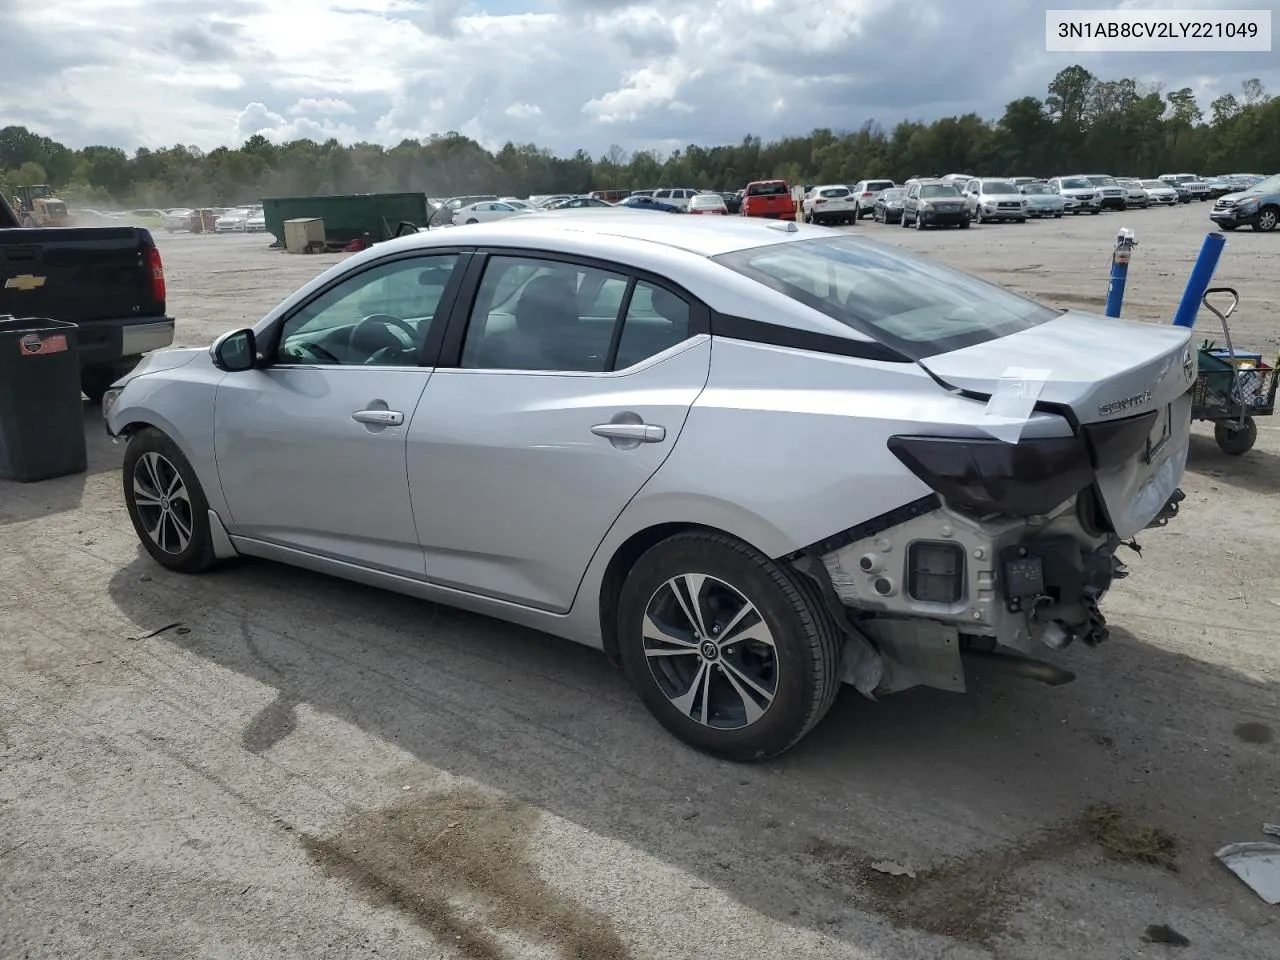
[4,274,46,291]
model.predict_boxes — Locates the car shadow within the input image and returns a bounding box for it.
[0,403,121,527]
[104,549,1280,951]
[1185,431,1280,495]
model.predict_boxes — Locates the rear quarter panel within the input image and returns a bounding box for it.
[612,338,1072,559]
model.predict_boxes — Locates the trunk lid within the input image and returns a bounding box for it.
[919,311,1196,537]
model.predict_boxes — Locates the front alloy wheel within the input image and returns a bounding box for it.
[123,427,219,573]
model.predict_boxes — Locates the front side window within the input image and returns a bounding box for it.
[713,235,1057,359]
[277,254,459,366]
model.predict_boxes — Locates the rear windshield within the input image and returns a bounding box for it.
[919,184,960,198]
[712,235,1058,360]
[866,181,895,191]
[819,187,850,198]
[747,182,788,196]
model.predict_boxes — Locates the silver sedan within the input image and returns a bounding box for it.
[104,213,1193,760]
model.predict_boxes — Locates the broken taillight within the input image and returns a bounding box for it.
[887,434,1094,516]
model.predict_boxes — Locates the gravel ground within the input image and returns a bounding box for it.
[2,202,1278,959]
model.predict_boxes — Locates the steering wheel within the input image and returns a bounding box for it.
[348,314,418,354]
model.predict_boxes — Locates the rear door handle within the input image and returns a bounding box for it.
[591,422,666,443]
[352,409,404,426]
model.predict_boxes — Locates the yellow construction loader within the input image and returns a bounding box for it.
[12,185,73,227]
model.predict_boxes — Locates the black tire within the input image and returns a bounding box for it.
[616,531,843,761]
[1054,213,1063,218]
[914,213,925,230]
[1221,224,1238,231]
[122,427,219,573]
[1090,208,1100,215]
[958,219,970,229]
[1214,418,1257,455]
[1253,207,1278,233]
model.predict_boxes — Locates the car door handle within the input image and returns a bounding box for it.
[591,422,666,442]
[352,409,404,426]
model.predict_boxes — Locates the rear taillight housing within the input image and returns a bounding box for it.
[862,191,873,197]
[146,245,166,304]
[887,434,1094,516]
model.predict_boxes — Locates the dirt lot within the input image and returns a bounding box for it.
[2,203,1278,959]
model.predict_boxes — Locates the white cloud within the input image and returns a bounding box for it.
[505,102,543,119]
[0,0,1274,154]
[289,98,357,116]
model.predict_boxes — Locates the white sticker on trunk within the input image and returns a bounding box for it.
[981,367,1052,443]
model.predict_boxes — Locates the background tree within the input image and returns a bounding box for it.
[0,67,1272,209]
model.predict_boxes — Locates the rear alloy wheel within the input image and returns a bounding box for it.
[123,428,218,573]
[1253,207,1278,233]
[617,532,842,761]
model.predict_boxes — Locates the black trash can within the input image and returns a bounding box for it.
[0,315,88,482]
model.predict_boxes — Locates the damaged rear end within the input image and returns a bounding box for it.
[713,234,1195,698]
[820,313,1194,694]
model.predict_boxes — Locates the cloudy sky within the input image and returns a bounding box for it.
[3,0,1276,155]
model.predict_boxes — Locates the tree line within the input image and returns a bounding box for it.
[1,66,1275,210]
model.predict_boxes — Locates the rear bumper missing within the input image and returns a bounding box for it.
[817,488,1183,695]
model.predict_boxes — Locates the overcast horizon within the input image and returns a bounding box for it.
[3,0,1276,155]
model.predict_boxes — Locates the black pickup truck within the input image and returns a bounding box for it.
[1,192,174,402]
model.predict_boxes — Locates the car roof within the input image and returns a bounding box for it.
[380,210,822,258]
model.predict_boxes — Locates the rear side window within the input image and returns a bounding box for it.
[615,282,691,369]
[712,236,1057,360]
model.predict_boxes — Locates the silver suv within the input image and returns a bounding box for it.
[1045,177,1101,215]
[851,179,897,219]
[961,179,1028,223]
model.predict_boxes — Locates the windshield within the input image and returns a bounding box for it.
[982,180,1018,194]
[712,235,1057,360]
[1087,176,1117,186]
[881,189,905,201]
[1021,184,1051,195]
[1141,181,1166,189]
[919,184,960,198]
[1060,179,1091,189]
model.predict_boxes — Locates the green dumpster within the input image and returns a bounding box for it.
[260,193,430,246]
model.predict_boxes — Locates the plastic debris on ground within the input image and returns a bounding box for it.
[1215,840,1280,904]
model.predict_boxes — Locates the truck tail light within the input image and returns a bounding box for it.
[146,245,166,304]
[886,434,1094,517]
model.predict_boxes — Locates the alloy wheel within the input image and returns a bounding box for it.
[642,573,779,730]
[1258,209,1277,232]
[132,451,193,554]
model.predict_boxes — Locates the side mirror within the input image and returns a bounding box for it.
[211,328,257,372]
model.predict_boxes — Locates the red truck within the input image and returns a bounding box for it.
[740,180,796,220]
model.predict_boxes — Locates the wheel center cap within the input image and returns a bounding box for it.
[700,640,719,660]
[159,496,169,508]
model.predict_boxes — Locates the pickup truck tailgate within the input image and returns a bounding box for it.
[0,227,163,322]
